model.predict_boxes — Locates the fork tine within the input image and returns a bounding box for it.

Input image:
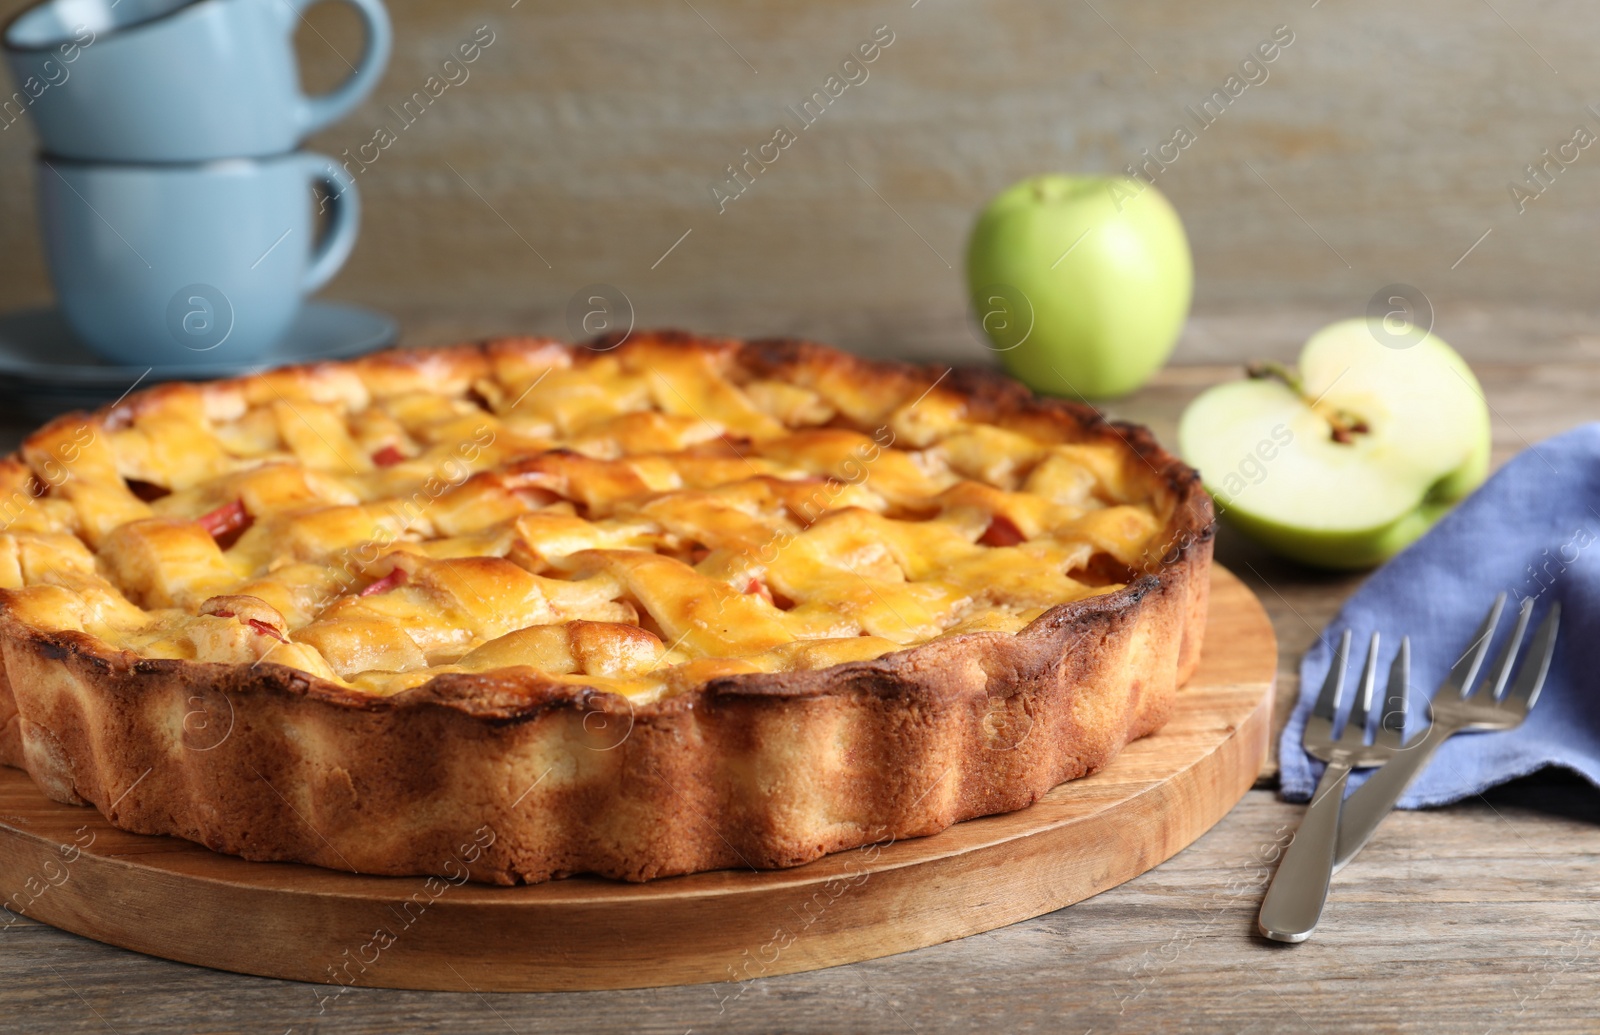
[1446,593,1507,699]
[1309,630,1351,738]
[1344,631,1379,741]
[1506,601,1561,711]
[1474,595,1534,701]
[1376,636,1410,748]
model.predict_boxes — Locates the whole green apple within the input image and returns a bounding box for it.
[965,174,1193,399]
[1178,318,1491,570]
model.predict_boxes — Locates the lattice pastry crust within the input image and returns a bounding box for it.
[0,333,1212,883]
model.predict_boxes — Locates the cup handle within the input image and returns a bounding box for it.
[302,156,361,294]
[286,0,393,136]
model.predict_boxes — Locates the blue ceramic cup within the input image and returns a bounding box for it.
[38,151,360,366]
[3,0,391,162]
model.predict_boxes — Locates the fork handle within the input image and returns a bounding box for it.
[1258,761,1352,943]
[1333,720,1450,870]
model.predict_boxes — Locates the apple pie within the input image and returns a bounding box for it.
[0,333,1212,883]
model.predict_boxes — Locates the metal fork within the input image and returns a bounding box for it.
[1258,629,1410,943]
[1334,593,1560,869]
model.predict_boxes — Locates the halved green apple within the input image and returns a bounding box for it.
[1178,318,1490,569]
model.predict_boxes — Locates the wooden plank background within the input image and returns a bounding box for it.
[3,0,1600,365]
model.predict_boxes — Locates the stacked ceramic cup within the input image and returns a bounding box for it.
[2,0,391,367]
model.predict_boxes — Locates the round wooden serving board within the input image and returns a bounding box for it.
[0,565,1275,992]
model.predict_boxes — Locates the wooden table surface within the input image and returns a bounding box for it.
[2,343,1598,1034]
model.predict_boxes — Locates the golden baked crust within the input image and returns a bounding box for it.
[0,332,1213,883]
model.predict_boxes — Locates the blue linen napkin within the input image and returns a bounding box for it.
[1279,423,1600,806]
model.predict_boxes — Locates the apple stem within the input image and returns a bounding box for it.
[1245,361,1305,396]
[1246,360,1371,445]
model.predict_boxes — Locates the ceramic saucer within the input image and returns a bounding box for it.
[0,301,398,421]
